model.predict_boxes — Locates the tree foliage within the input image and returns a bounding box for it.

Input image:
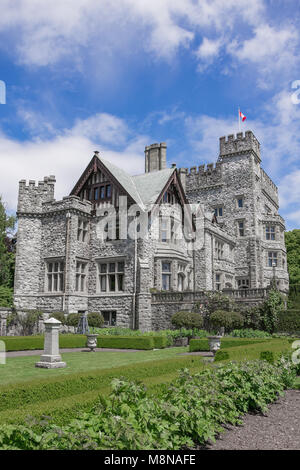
[285,229,300,285]
[0,196,16,288]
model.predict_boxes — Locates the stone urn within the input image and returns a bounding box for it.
[207,336,222,355]
[86,334,99,352]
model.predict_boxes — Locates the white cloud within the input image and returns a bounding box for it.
[0,0,264,66]
[196,37,222,59]
[228,24,299,86]
[0,112,147,211]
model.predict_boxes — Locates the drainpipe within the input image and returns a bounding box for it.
[132,216,138,329]
[62,212,71,312]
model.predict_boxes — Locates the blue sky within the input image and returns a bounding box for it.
[0,0,300,229]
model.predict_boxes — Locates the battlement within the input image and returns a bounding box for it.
[42,195,92,215]
[184,162,222,176]
[260,168,278,193]
[219,131,260,160]
[17,176,56,213]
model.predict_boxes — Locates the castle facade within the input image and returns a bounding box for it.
[14,131,289,330]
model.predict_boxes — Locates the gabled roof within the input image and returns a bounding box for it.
[71,153,181,211]
[132,168,174,208]
[97,156,145,209]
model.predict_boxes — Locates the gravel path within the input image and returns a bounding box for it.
[204,389,300,450]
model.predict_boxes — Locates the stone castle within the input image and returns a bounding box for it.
[13,130,289,330]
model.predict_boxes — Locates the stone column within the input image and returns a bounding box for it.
[35,318,66,369]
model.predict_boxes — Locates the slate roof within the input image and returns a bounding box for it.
[97,155,174,210]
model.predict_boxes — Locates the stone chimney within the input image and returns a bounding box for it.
[145,143,167,173]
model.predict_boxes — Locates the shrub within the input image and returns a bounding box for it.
[214,350,229,362]
[0,334,87,351]
[260,351,275,364]
[65,313,80,327]
[88,313,104,328]
[0,286,13,308]
[260,289,285,333]
[171,311,203,330]
[17,310,42,336]
[189,337,270,352]
[0,359,294,449]
[209,310,244,332]
[276,310,300,333]
[231,329,271,338]
[97,336,155,350]
[51,312,66,324]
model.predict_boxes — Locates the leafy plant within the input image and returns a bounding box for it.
[209,310,244,332]
[171,311,203,330]
[87,312,104,328]
[260,289,285,333]
[231,328,271,338]
[0,359,294,450]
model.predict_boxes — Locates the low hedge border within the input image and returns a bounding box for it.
[189,337,271,352]
[0,356,205,425]
[0,334,168,352]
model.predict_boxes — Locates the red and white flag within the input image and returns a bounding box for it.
[239,110,246,121]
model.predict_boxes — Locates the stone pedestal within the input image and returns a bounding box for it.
[35,318,66,369]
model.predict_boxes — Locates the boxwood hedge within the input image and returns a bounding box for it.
[0,334,168,351]
[189,337,271,352]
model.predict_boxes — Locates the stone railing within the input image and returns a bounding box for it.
[151,288,270,303]
[222,288,269,299]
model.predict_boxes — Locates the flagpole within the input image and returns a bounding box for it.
[238,106,241,132]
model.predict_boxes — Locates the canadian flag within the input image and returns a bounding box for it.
[239,110,247,121]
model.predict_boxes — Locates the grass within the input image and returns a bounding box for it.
[0,337,296,427]
[0,347,188,386]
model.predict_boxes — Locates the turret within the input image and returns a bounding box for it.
[145,143,167,173]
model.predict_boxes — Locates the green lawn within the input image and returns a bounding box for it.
[0,346,188,386]
[0,338,297,427]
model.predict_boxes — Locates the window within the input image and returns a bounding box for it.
[177,273,184,292]
[266,226,275,240]
[94,188,99,200]
[214,207,223,217]
[216,274,221,291]
[238,221,245,237]
[160,216,176,243]
[268,252,278,267]
[47,261,64,292]
[162,262,171,291]
[102,311,116,326]
[215,240,224,259]
[237,279,249,289]
[106,185,111,198]
[76,261,87,292]
[98,261,124,292]
[237,198,244,208]
[78,219,89,242]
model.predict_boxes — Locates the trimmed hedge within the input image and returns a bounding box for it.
[97,336,155,350]
[0,334,168,351]
[276,310,300,333]
[260,351,275,364]
[0,335,86,352]
[214,350,229,362]
[0,356,205,425]
[189,337,271,352]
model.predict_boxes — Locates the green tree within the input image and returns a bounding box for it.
[0,196,16,288]
[285,229,300,285]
